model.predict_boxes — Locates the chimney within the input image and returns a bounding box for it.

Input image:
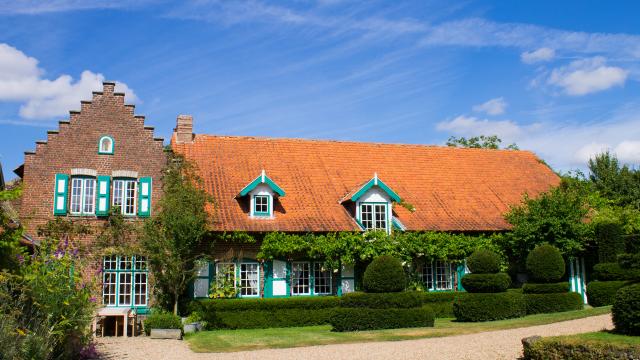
[175,115,194,143]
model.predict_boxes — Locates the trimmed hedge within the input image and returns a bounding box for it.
[586,281,628,307]
[363,255,406,293]
[612,283,640,335]
[522,335,640,360]
[340,291,423,309]
[194,296,339,312]
[592,262,640,281]
[524,292,583,315]
[206,309,336,329]
[461,273,511,293]
[143,312,183,336]
[522,282,569,294]
[526,245,565,283]
[330,306,435,331]
[419,291,459,318]
[466,249,501,274]
[453,291,526,322]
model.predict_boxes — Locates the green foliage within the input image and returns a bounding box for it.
[522,282,569,294]
[339,292,423,309]
[96,207,139,254]
[330,306,435,331]
[418,291,460,318]
[526,244,565,283]
[522,334,640,360]
[363,255,406,293]
[503,182,592,260]
[612,283,640,335]
[618,253,640,271]
[594,219,625,263]
[524,292,583,315]
[587,281,628,307]
[208,264,238,299]
[446,135,518,150]
[466,249,501,274]
[142,152,213,315]
[194,296,339,312]
[453,291,527,322]
[592,262,640,281]
[143,311,183,335]
[589,151,640,210]
[0,185,25,271]
[461,273,511,293]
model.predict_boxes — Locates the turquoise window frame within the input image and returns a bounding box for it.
[290,261,333,296]
[69,176,97,216]
[102,255,149,313]
[420,260,455,292]
[98,135,115,155]
[193,260,213,299]
[253,194,271,217]
[238,261,260,298]
[357,201,389,233]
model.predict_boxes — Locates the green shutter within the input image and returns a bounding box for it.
[264,261,273,298]
[53,174,69,215]
[138,177,152,217]
[96,176,111,216]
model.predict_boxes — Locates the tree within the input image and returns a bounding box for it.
[588,151,640,209]
[446,135,519,150]
[0,185,25,271]
[142,152,212,315]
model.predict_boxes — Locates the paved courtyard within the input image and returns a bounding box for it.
[97,314,612,360]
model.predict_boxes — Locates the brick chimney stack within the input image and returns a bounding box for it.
[175,115,194,143]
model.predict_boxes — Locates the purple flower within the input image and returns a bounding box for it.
[16,254,24,265]
[89,297,97,303]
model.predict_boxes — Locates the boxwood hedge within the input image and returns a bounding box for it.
[143,312,183,335]
[592,262,640,281]
[524,292,583,315]
[453,291,526,322]
[522,282,569,294]
[363,255,407,293]
[330,306,435,331]
[206,308,336,329]
[526,245,565,283]
[461,273,511,293]
[522,335,640,360]
[586,281,628,307]
[340,291,423,309]
[612,283,640,335]
[466,249,501,274]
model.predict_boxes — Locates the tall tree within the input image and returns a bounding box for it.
[0,185,24,271]
[588,151,640,209]
[142,152,212,315]
[446,135,519,150]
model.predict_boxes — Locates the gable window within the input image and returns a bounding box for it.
[102,255,148,307]
[112,179,137,216]
[98,136,114,154]
[253,195,270,216]
[70,177,96,215]
[359,203,387,231]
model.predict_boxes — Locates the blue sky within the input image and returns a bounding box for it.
[1,1,640,180]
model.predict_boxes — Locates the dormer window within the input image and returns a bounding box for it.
[360,203,387,230]
[253,194,270,217]
[237,170,285,219]
[99,136,114,154]
[342,173,400,234]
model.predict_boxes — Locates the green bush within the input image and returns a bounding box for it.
[453,291,526,322]
[526,244,565,283]
[363,255,407,293]
[525,292,583,315]
[194,296,339,312]
[612,283,640,335]
[466,249,501,274]
[522,282,569,294]
[595,220,625,263]
[587,281,628,307]
[461,273,511,293]
[208,309,336,329]
[418,292,459,318]
[340,291,422,309]
[330,306,435,331]
[592,262,640,281]
[143,312,183,335]
[522,334,640,360]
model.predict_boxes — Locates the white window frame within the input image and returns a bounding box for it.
[69,177,96,215]
[358,202,388,231]
[112,179,137,216]
[313,262,332,295]
[420,261,454,291]
[102,255,148,308]
[98,136,114,154]
[239,262,260,297]
[291,261,311,296]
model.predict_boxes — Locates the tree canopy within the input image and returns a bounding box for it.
[446,135,519,150]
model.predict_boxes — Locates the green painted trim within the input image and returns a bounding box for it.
[53,174,69,215]
[102,255,149,310]
[138,177,152,217]
[68,176,97,216]
[392,217,405,231]
[456,263,467,291]
[252,194,271,217]
[350,177,400,202]
[239,173,285,197]
[98,135,115,155]
[96,175,111,216]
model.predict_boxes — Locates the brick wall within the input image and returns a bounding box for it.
[19,82,166,249]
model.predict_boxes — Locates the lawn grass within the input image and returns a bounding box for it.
[186,306,611,353]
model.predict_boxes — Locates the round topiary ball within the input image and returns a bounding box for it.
[612,283,640,335]
[466,249,501,274]
[363,255,407,293]
[526,244,565,283]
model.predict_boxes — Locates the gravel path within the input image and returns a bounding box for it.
[97,314,612,360]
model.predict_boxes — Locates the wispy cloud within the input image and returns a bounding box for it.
[0,0,153,15]
[472,97,507,115]
[521,47,555,64]
[547,56,628,96]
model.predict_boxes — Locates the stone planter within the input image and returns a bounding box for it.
[150,329,182,340]
[183,323,198,334]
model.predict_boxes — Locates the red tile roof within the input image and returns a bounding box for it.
[171,134,560,232]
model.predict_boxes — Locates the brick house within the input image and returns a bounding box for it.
[15,82,166,315]
[170,116,563,300]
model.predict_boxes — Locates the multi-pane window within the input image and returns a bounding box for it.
[253,195,269,216]
[313,263,332,295]
[102,255,148,307]
[70,177,96,215]
[112,179,137,216]
[240,263,259,297]
[359,203,387,231]
[421,262,434,290]
[292,262,310,295]
[216,263,236,285]
[420,261,453,291]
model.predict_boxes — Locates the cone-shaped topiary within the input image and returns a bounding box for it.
[612,283,640,335]
[466,249,501,274]
[363,255,406,293]
[526,244,565,283]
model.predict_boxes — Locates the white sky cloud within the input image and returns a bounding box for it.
[472,97,507,115]
[0,0,149,15]
[0,43,137,120]
[521,47,555,64]
[436,115,524,139]
[547,56,628,96]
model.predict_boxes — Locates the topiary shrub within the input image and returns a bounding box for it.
[418,291,460,318]
[522,282,569,294]
[595,219,625,263]
[524,292,583,315]
[461,273,511,293]
[330,306,434,331]
[340,292,422,309]
[586,281,628,307]
[363,255,406,293]
[526,244,565,283]
[612,283,640,335]
[592,263,640,281]
[143,312,183,335]
[453,291,526,322]
[522,334,640,359]
[466,249,501,274]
